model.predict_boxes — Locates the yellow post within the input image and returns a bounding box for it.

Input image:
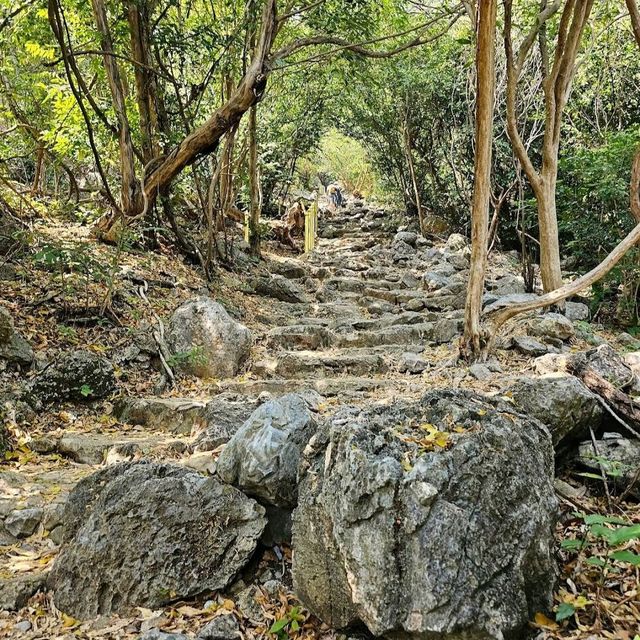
[244,211,250,244]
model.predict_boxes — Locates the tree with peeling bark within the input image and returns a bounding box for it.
[504,0,595,293]
[461,0,498,360]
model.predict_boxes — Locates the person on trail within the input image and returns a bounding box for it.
[327,183,344,211]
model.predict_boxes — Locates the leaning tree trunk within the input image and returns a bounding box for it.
[537,173,564,292]
[248,104,261,255]
[462,0,497,360]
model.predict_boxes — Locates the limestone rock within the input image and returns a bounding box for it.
[398,352,428,374]
[584,344,634,389]
[528,313,575,342]
[4,508,43,538]
[216,393,319,508]
[251,275,307,304]
[0,573,46,611]
[506,374,603,446]
[29,350,115,404]
[48,462,266,619]
[577,434,640,500]
[565,301,589,322]
[293,390,557,639]
[198,613,241,640]
[166,298,252,379]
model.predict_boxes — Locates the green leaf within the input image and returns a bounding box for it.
[560,538,584,550]
[607,524,640,546]
[577,472,606,480]
[585,556,607,567]
[583,514,628,525]
[555,603,575,622]
[80,384,93,397]
[290,620,300,632]
[610,550,640,566]
[269,619,289,634]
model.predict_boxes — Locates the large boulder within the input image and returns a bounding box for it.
[506,374,603,446]
[29,350,115,404]
[0,306,33,369]
[166,298,252,379]
[48,462,266,619]
[293,390,557,640]
[216,393,319,508]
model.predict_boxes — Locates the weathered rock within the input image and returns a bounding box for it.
[511,335,550,357]
[268,259,307,280]
[193,394,262,450]
[113,397,208,434]
[0,307,33,368]
[166,298,252,379]
[577,434,640,500]
[293,390,557,640]
[4,508,43,538]
[29,350,115,404]
[0,573,46,611]
[198,613,241,640]
[266,325,332,351]
[486,275,525,297]
[565,301,589,322]
[394,231,417,247]
[584,344,634,389]
[140,631,189,640]
[49,462,266,619]
[0,306,12,343]
[506,374,603,446]
[398,352,428,374]
[217,393,319,508]
[251,275,307,303]
[444,233,467,252]
[528,313,575,342]
[468,363,492,381]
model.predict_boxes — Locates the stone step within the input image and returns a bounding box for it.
[273,350,389,378]
[332,320,462,348]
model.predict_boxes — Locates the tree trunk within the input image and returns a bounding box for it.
[462,0,497,359]
[403,111,425,235]
[537,175,564,291]
[90,0,142,217]
[143,0,277,200]
[248,104,261,255]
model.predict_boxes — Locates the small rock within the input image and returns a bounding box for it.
[585,344,635,389]
[250,275,307,304]
[468,363,492,381]
[393,231,417,247]
[398,352,428,374]
[140,630,189,640]
[529,313,575,342]
[14,621,32,633]
[198,613,241,640]
[0,306,13,343]
[444,233,467,251]
[512,336,550,357]
[235,586,264,624]
[4,507,43,538]
[0,572,46,610]
[565,302,589,322]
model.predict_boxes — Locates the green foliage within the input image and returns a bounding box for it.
[268,606,305,640]
[166,346,208,369]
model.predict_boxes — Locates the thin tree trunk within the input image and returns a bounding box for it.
[462,0,497,359]
[537,176,564,290]
[403,110,425,235]
[90,0,142,217]
[248,104,261,255]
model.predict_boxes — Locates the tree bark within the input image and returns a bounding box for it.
[90,0,142,217]
[503,0,593,293]
[248,104,261,255]
[462,0,497,359]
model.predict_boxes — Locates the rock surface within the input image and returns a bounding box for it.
[49,461,266,619]
[0,305,33,369]
[29,350,115,404]
[293,390,557,639]
[217,393,319,508]
[507,374,603,446]
[166,298,252,379]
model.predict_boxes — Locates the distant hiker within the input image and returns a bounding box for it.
[327,184,344,211]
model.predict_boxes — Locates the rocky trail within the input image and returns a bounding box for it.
[1,199,639,639]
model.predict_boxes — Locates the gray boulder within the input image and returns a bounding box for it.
[0,573,46,611]
[48,462,266,619]
[293,390,557,639]
[0,306,33,369]
[251,275,307,303]
[528,313,575,342]
[584,344,634,389]
[506,374,603,446]
[577,435,640,500]
[4,508,43,538]
[398,352,428,374]
[166,298,252,379]
[565,302,589,322]
[394,231,418,247]
[216,393,319,508]
[29,350,115,404]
